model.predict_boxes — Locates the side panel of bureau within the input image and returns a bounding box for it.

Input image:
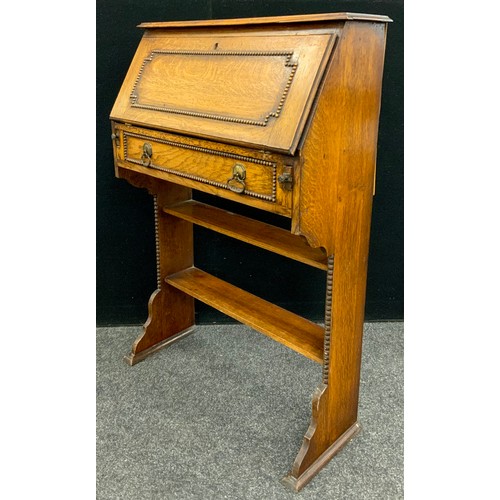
[285,20,389,485]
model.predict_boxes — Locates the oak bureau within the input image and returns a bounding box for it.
[110,11,391,491]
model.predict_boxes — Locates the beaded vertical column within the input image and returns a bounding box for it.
[322,256,334,383]
[153,195,161,289]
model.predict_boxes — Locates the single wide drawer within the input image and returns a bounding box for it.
[113,124,293,215]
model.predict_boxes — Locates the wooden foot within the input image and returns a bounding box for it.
[282,249,367,490]
[120,180,195,366]
[124,287,195,365]
[125,325,195,365]
[282,423,361,492]
[282,386,361,491]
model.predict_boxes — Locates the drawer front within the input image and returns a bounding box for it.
[113,125,293,215]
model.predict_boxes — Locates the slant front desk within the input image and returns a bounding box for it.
[110,12,391,491]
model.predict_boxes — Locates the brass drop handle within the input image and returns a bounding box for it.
[227,163,246,194]
[141,142,153,166]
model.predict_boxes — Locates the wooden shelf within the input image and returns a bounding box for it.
[164,200,328,270]
[166,267,324,363]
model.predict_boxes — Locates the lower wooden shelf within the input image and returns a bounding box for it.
[166,267,324,363]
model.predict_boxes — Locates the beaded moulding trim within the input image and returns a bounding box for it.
[153,195,161,289]
[322,256,334,383]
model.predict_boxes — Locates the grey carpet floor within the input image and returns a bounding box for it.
[97,322,403,499]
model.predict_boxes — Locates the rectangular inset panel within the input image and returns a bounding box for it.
[131,50,297,126]
[111,32,337,154]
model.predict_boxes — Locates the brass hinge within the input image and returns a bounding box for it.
[111,132,120,148]
[278,166,293,191]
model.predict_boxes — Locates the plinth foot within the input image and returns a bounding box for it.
[124,326,195,366]
[282,421,361,492]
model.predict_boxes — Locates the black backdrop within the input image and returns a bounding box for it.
[96,0,403,326]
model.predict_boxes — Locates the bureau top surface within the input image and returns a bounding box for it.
[138,12,392,29]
